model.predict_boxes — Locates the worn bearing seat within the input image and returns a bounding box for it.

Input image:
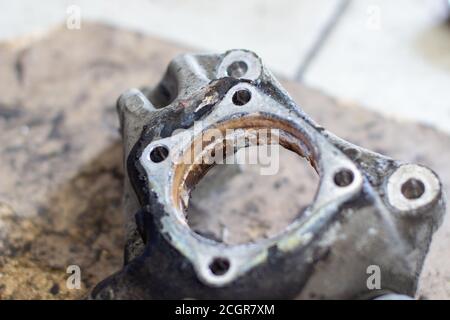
[90,50,445,299]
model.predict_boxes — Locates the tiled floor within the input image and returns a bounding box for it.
[2,0,450,133]
[1,0,341,78]
[304,0,450,134]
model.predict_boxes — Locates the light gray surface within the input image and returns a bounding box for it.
[2,0,449,134]
[304,0,450,134]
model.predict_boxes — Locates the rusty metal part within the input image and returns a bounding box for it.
[90,50,445,299]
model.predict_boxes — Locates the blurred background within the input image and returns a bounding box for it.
[1,0,450,300]
[2,0,450,133]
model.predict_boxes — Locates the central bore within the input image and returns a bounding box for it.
[187,145,319,245]
[171,116,321,245]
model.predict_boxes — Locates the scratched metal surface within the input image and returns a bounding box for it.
[0,23,448,299]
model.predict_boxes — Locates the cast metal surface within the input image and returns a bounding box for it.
[90,50,445,299]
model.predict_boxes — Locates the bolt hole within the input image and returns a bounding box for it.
[334,169,354,187]
[401,178,425,200]
[149,145,169,163]
[227,61,248,78]
[209,257,230,276]
[232,89,251,106]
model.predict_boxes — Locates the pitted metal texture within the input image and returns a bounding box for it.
[90,50,445,300]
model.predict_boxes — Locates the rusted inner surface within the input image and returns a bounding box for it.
[171,115,319,216]
[186,146,320,244]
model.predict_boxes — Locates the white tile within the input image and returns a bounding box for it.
[0,0,338,78]
[303,0,450,134]
[4,0,449,133]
